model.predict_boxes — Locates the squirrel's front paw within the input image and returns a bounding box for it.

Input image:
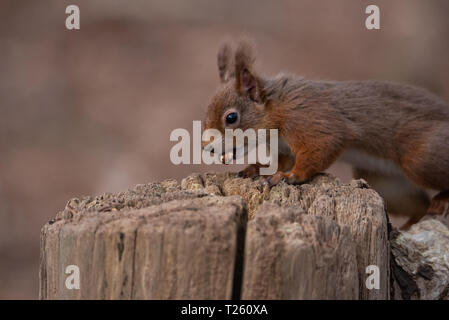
[238,165,260,179]
[264,172,301,187]
[264,173,285,187]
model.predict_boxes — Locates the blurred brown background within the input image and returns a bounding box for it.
[0,0,448,299]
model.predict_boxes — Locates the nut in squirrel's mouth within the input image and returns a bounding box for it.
[220,147,237,165]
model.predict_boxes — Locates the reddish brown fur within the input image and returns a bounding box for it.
[203,39,449,226]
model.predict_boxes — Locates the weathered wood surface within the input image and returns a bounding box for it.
[40,173,397,299]
[391,216,449,300]
[40,179,246,299]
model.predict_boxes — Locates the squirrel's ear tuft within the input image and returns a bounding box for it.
[217,41,234,83]
[234,39,263,103]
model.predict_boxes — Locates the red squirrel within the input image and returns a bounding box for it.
[202,39,449,228]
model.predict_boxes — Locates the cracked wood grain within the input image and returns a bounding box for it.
[39,173,396,299]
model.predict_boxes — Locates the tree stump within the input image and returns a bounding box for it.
[39,172,447,300]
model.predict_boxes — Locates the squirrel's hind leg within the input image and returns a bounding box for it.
[427,190,449,217]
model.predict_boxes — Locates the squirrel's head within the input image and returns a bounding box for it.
[204,39,267,134]
[203,39,268,156]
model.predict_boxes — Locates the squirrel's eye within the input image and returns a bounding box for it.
[225,112,238,125]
